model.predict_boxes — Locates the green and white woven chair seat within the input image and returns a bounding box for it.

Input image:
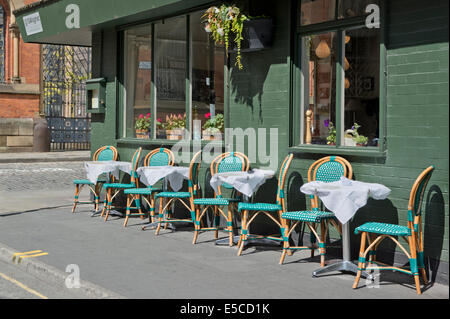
[193,198,231,206]
[355,222,411,237]
[103,183,135,189]
[282,210,335,222]
[124,187,162,195]
[73,179,94,185]
[156,191,191,198]
[238,202,282,212]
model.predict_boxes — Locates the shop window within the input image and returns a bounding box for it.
[123,25,152,138]
[300,32,337,145]
[190,11,224,141]
[122,10,225,141]
[154,16,187,140]
[297,0,382,150]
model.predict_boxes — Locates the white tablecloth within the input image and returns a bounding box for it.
[84,161,132,184]
[136,166,190,192]
[210,169,275,198]
[300,177,391,224]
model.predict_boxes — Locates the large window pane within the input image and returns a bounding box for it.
[155,17,187,140]
[124,25,152,138]
[343,28,380,147]
[301,32,337,145]
[190,11,225,141]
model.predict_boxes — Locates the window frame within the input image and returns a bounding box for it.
[117,10,227,146]
[290,0,387,157]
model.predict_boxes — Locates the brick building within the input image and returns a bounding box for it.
[0,0,41,152]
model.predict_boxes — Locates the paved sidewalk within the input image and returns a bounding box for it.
[0,205,448,299]
[0,151,90,163]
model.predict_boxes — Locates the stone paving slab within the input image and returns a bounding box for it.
[0,205,448,299]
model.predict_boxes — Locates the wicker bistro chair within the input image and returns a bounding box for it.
[192,152,250,246]
[149,151,202,234]
[72,145,118,213]
[353,166,435,295]
[101,147,142,221]
[123,148,174,227]
[280,156,352,266]
[237,154,294,257]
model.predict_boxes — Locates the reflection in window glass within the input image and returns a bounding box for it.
[344,28,380,147]
[300,0,336,26]
[301,32,337,145]
[190,11,225,141]
[124,25,152,138]
[155,17,187,140]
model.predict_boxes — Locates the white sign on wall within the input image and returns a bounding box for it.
[23,12,43,36]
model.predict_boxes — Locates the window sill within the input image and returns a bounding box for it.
[116,138,224,147]
[288,145,387,158]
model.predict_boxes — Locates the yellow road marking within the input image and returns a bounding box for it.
[0,272,48,299]
[12,250,48,263]
[12,250,42,261]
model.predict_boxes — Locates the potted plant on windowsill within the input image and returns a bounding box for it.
[135,113,151,139]
[164,113,186,140]
[324,119,336,146]
[345,123,368,147]
[202,113,224,141]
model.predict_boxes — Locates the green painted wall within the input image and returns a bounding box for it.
[88,0,448,280]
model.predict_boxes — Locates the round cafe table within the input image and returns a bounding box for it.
[300,177,391,278]
[209,169,276,246]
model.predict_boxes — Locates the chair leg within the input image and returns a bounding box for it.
[238,210,248,256]
[353,231,367,289]
[319,220,327,267]
[192,206,201,244]
[104,189,112,221]
[310,224,317,258]
[72,185,80,213]
[214,206,219,239]
[123,195,132,227]
[408,235,422,295]
[279,228,289,265]
[155,197,162,235]
[227,206,233,247]
[100,192,107,217]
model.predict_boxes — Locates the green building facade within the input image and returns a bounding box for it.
[15,0,449,284]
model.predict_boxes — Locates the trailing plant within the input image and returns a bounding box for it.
[203,4,249,70]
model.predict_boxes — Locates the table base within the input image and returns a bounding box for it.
[312,260,373,280]
[215,235,282,247]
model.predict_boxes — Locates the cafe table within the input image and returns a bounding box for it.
[300,176,391,278]
[84,160,132,216]
[137,165,190,230]
[209,169,276,246]
[84,160,132,184]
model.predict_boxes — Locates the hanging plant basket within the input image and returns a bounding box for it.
[230,18,274,53]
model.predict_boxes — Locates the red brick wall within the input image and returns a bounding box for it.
[0,93,39,117]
